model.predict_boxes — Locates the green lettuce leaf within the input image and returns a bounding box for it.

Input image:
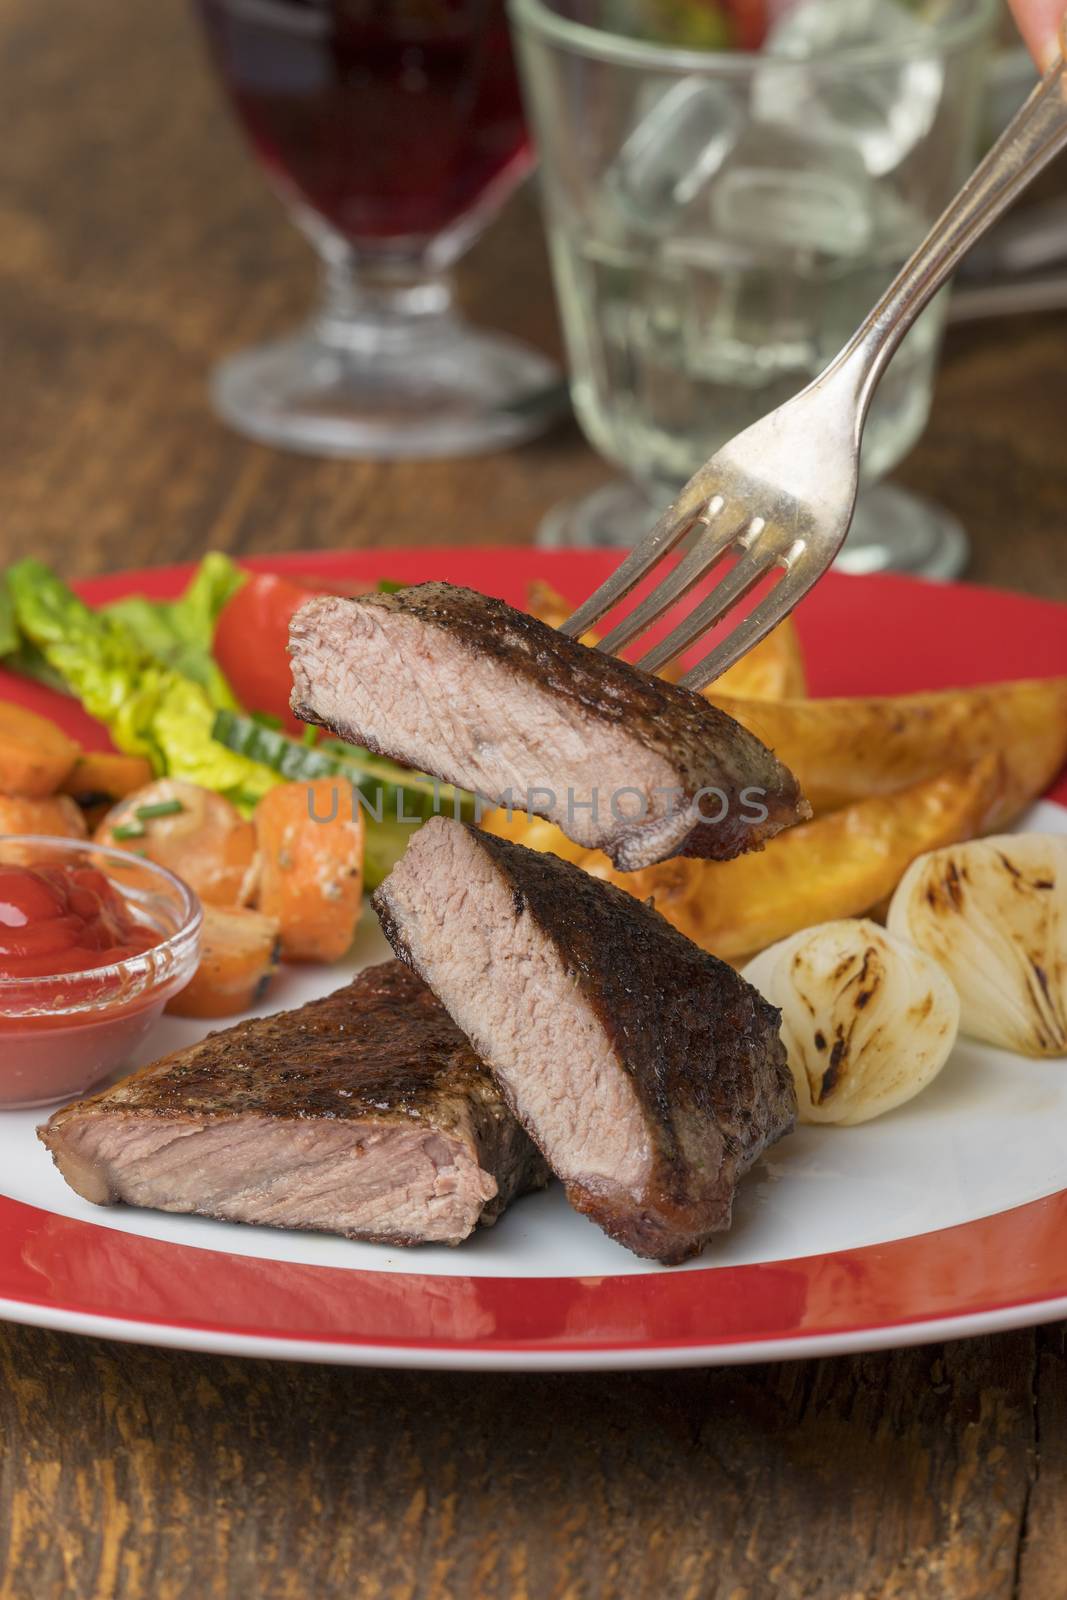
[0,571,80,693]
[103,552,245,708]
[152,676,279,807]
[6,558,277,808]
[7,560,161,756]
[170,551,247,646]
[1,640,72,696]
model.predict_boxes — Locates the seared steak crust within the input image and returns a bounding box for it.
[289,582,808,870]
[65,962,494,1126]
[39,962,549,1247]
[375,819,796,1263]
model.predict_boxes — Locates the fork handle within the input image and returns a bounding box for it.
[835,16,1067,413]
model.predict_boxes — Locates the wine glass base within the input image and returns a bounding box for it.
[833,483,969,579]
[211,323,565,460]
[537,478,969,580]
[537,479,662,549]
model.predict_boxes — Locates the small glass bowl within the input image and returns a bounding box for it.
[0,836,203,1110]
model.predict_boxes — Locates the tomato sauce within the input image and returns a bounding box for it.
[0,845,200,1110]
[0,863,161,980]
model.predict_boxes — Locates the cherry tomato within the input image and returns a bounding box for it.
[213,573,311,731]
[214,571,399,729]
[293,576,382,598]
[726,0,767,50]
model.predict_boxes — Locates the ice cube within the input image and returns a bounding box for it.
[752,0,944,177]
[605,77,744,231]
[654,125,874,396]
[708,122,875,261]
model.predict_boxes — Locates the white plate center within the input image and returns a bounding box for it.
[3,805,1066,1281]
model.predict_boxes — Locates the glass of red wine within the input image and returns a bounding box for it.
[196,0,562,457]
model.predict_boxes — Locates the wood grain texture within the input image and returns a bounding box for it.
[0,1325,1051,1600]
[1,0,1067,1595]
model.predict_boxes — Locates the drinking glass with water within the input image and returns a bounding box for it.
[511,0,997,576]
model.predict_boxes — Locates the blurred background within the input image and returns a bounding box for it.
[1,0,1063,586]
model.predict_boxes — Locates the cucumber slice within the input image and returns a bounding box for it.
[211,710,477,888]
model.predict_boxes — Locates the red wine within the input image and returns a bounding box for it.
[197,0,532,246]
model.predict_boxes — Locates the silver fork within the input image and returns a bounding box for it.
[563,21,1067,692]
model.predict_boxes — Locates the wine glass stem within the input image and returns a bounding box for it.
[315,250,457,352]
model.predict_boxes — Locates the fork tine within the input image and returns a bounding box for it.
[560,469,724,639]
[636,543,782,676]
[678,567,811,691]
[596,503,747,656]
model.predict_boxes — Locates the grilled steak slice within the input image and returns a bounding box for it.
[289,582,808,871]
[38,962,549,1248]
[374,818,796,1264]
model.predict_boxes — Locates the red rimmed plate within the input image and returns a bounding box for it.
[2,548,1066,1369]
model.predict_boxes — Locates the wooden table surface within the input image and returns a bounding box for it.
[2,2,1067,1596]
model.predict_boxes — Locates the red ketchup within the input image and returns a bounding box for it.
[0,864,162,980]
[0,847,198,1111]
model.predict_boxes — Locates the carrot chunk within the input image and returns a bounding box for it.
[254,779,364,962]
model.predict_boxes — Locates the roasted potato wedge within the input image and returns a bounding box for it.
[706,677,1067,824]
[0,792,87,840]
[704,616,807,701]
[167,903,280,1020]
[95,779,258,908]
[0,700,80,798]
[580,755,1005,963]
[478,804,591,865]
[525,580,600,647]
[525,581,805,700]
[61,751,154,803]
[525,578,685,680]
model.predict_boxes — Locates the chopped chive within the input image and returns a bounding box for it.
[301,726,318,747]
[113,821,146,841]
[376,578,406,594]
[135,799,185,821]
